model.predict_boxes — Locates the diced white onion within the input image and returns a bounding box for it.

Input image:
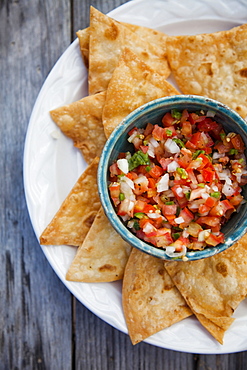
[165,245,187,258]
[157,173,169,192]
[117,158,129,174]
[212,152,224,160]
[143,222,155,234]
[122,176,135,189]
[147,212,163,219]
[201,192,210,199]
[222,182,235,196]
[149,137,159,148]
[127,130,138,143]
[147,143,155,158]
[198,229,211,242]
[206,110,216,117]
[167,160,179,173]
[174,216,185,224]
[164,138,180,154]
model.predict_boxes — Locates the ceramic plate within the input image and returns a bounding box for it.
[23,0,247,354]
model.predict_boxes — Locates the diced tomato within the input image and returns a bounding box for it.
[198,204,211,215]
[109,182,120,206]
[162,112,175,127]
[228,194,243,207]
[202,168,215,184]
[109,163,121,177]
[159,157,172,170]
[231,134,245,152]
[140,145,149,154]
[214,141,233,154]
[206,233,225,246]
[197,118,221,134]
[156,232,174,248]
[149,165,164,179]
[152,125,165,141]
[164,126,177,138]
[189,113,201,124]
[205,196,218,208]
[180,121,192,138]
[179,207,194,227]
[143,122,153,136]
[162,204,177,216]
[196,216,221,227]
[220,199,235,218]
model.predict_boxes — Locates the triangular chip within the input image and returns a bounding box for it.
[66,207,132,282]
[40,157,100,247]
[76,28,90,68]
[76,23,167,69]
[102,48,180,138]
[88,6,170,95]
[50,92,106,164]
[122,248,192,345]
[165,234,247,344]
[166,24,247,118]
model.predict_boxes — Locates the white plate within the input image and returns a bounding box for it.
[23,0,247,354]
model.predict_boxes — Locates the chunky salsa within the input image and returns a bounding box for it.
[108,109,247,258]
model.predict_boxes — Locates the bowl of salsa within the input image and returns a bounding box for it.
[98,95,247,261]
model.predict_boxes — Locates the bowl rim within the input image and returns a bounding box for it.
[98,95,247,261]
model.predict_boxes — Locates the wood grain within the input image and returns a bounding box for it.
[1,0,247,369]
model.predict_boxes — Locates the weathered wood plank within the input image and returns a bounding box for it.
[0,0,72,369]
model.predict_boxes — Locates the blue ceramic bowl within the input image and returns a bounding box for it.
[98,95,247,261]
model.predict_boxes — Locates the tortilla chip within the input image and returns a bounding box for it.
[102,48,180,138]
[166,23,247,118]
[76,24,167,69]
[165,234,247,344]
[76,28,90,68]
[88,6,170,95]
[40,157,100,247]
[50,92,106,164]
[66,207,132,282]
[122,249,192,345]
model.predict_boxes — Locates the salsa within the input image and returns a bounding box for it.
[108,109,247,258]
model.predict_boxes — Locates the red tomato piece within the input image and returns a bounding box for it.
[149,165,164,179]
[162,112,175,127]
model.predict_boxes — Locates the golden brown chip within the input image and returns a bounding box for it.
[122,249,192,345]
[166,23,247,118]
[66,207,132,283]
[102,48,180,138]
[50,92,106,164]
[40,157,100,247]
[88,6,170,95]
[165,234,247,344]
[76,28,90,68]
[76,23,167,69]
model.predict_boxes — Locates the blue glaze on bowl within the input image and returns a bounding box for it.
[98,95,247,261]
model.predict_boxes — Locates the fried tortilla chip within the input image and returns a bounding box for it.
[76,23,167,69]
[76,28,90,68]
[166,24,247,118]
[50,92,106,164]
[102,48,179,138]
[66,207,132,282]
[165,234,247,344]
[40,157,100,247]
[88,6,170,95]
[122,249,192,345]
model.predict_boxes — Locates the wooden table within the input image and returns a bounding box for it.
[1,0,247,368]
